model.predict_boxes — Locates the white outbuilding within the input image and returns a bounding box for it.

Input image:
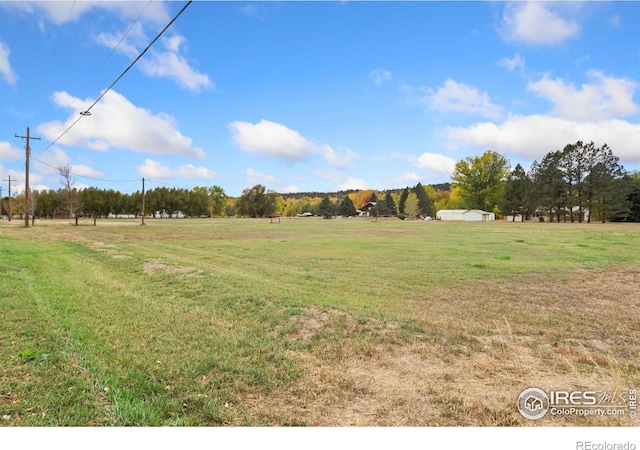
[436,209,495,222]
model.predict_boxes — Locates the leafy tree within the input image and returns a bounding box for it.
[451,150,509,211]
[283,198,302,217]
[57,164,77,219]
[208,185,228,216]
[299,196,322,215]
[403,192,420,218]
[349,190,373,210]
[275,195,287,215]
[81,187,103,225]
[235,184,277,218]
[339,195,357,217]
[184,188,210,217]
[33,189,62,218]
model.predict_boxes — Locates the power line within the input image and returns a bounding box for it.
[62,1,152,113]
[78,0,193,116]
[32,0,193,158]
[25,2,77,119]
[30,156,140,184]
[145,178,195,190]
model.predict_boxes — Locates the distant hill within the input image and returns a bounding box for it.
[277,183,451,198]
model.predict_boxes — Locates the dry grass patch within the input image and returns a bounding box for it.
[239,267,640,426]
[142,259,202,277]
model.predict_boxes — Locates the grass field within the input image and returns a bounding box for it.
[1,217,639,426]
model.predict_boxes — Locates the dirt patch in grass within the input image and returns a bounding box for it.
[239,267,640,426]
[288,307,331,341]
[142,260,202,277]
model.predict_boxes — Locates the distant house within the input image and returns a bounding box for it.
[436,209,495,222]
[357,202,377,217]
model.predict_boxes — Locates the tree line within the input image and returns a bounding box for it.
[452,142,639,223]
[2,141,639,224]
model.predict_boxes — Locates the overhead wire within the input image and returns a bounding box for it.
[24,2,78,119]
[32,0,193,161]
[145,178,202,190]
[61,1,151,112]
[31,156,140,184]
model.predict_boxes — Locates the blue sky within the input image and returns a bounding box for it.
[1,1,639,197]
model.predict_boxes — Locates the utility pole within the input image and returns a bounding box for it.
[15,127,41,228]
[141,177,146,226]
[2,174,17,222]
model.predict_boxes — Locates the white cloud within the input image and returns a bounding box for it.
[315,170,368,191]
[320,145,361,169]
[95,22,145,60]
[0,41,17,85]
[228,120,315,164]
[38,90,206,159]
[71,165,105,178]
[14,2,170,26]
[246,168,279,186]
[95,25,211,92]
[35,147,72,174]
[527,70,639,121]
[0,141,22,160]
[609,14,621,28]
[137,159,220,179]
[245,168,299,193]
[138,34,213,92]
[384,172,422,189]
[423,79,503,119]
[408,152,457,176]
[497,54,525,72]
[32,147,104,180]
[445,114,640,164]
[241,4,258,16]
[369,68,392,86]
[228,120,361,168]
[500,2,581,46]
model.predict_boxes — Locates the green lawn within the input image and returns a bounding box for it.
[1,218,639,426]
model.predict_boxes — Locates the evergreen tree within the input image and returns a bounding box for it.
[384,192,397,215]
[412,182,433,217]
[500,164,533,221]
[339,196,357,217]
[318,196,336,219]
[398,188,409,216]
[583,144,628,223]
[625,175,640,222]
[530,151,567,222]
